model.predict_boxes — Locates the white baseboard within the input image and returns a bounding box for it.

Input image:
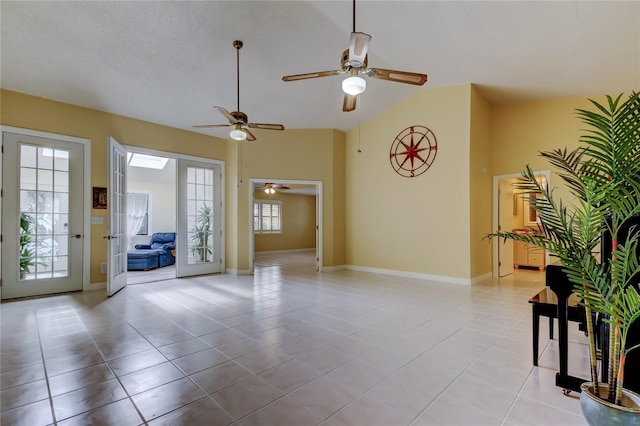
[255,248,315,254]
[320,264,346,272]
[342,264,472,286]
[226,269,252,276]
[86,282,106,291]
[470,272,493,285]
[87,267,491,286]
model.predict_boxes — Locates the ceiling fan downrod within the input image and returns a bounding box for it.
[352,0,356,33]
[192,39,285,139]
[233,40,243,112]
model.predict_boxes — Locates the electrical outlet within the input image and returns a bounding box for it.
[100,262,107,274]
[381,252,386,261]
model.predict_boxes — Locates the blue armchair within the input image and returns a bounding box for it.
[134,232,176,267]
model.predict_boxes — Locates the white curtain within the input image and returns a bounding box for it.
[127,193,148,249]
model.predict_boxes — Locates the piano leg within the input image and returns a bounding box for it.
[532,305,540,366]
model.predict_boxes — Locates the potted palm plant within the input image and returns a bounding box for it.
[190,204,212,263]
[19,212,38,279]
[489,93,640,424]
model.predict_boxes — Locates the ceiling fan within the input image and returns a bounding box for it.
[194,40,285,141]
[282,0,428,112]
[263,183,290,194]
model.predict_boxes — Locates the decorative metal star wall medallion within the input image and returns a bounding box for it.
[389,125,437,177]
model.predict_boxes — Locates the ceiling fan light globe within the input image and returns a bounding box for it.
[342,76,366,96]
[230,128,247,140]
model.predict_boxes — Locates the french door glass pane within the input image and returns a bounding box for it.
[19,144,70,280]
[253,203,260,230]
[187,167,214,264]
[113,148,127,277]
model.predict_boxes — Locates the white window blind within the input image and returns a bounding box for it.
[254,200,281,233]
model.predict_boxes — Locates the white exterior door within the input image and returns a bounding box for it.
[1,131,85,299]
[107,137,127,295]
[176,158,223,277]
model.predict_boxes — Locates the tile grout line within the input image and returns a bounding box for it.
[407,308,531,425]
[65,303,149,425]
[34,308,58,426]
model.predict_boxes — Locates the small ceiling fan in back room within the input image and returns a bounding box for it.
[282,0,428,112]
[263,183,290,194]
[194,40,285,141]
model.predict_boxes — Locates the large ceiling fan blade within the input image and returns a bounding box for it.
[214,106,237,123]
[244,128,257,141]
[367,68,428,86]
[348,32,371,67]
[248,123,285,131]
[343,94,357,112]
[282,70,341,82]
[192,124,231,129]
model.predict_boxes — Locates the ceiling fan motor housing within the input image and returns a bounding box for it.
[231,111,248,124]
[341,49,367,71]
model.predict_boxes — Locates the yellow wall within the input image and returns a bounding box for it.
[226,128,345,272]
[1,89,225,286]
[254,191,316,252]
[469,85,493,279]
[224,140,240,270]
[1,90,345,279]
[331,129,346,266]
[2,87,618,286]
[491,95,608,210]
[345,85,473,280]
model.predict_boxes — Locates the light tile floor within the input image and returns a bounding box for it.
[1,252,590,425]
[126,265,176,286]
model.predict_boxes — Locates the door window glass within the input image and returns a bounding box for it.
[19,145,70,280]
[187,167,214,264]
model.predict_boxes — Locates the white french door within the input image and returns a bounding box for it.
[1,131,86,299]
[107,137,127,295]
[176,158,222,277]
[498,179,515,277]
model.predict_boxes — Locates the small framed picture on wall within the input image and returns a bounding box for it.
[93,187,107,209]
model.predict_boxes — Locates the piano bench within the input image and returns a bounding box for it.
[529,288,584,366]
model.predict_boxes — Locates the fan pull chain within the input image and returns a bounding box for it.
[238,142,243,185]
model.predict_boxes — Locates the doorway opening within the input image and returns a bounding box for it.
[126,152,177,285]
[112,145,224,289]
[249,179,322,274]
[492,170,550,279]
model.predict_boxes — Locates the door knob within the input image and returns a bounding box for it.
[71,234,82,239]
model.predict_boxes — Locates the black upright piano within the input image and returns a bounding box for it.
[600,215,640,394]
[546,215,640,394]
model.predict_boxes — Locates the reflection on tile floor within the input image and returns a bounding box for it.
[1,252,589,425]
[127,265,176,286]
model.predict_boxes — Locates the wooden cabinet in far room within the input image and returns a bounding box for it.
[514,241,545,270]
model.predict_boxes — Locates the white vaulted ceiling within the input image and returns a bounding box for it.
[1,1,638,138]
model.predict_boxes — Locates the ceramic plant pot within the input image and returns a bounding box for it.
[580,382,640,426]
